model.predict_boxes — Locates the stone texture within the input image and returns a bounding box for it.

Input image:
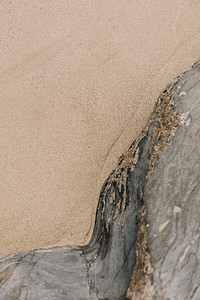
[0,63,200,299]
[0,247,90,300]
[143,63,200,300]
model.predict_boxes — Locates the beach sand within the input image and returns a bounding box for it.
[0,0,200,257]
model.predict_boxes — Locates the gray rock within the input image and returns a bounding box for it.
[143,63,200,300]
[0,63,200,300]
[0,247,90,300]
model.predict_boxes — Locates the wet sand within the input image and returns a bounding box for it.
[0,0,200,257]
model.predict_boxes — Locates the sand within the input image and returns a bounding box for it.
[0,0,200,257]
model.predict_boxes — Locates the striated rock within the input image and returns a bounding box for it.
[142,63,200,300]
[0,63,200,299]
[128,63,200,299]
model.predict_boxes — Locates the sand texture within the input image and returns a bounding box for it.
[0,0,200,257]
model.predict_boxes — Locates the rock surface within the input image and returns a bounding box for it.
[143,63,200,300]
[128,63,200,299]
[0,63,200,299]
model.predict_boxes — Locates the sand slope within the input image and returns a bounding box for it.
[0,0,200,257]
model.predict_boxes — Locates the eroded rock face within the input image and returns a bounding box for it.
[128,63,200,299]
[143,63,200,300]
[0,64,200,299]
